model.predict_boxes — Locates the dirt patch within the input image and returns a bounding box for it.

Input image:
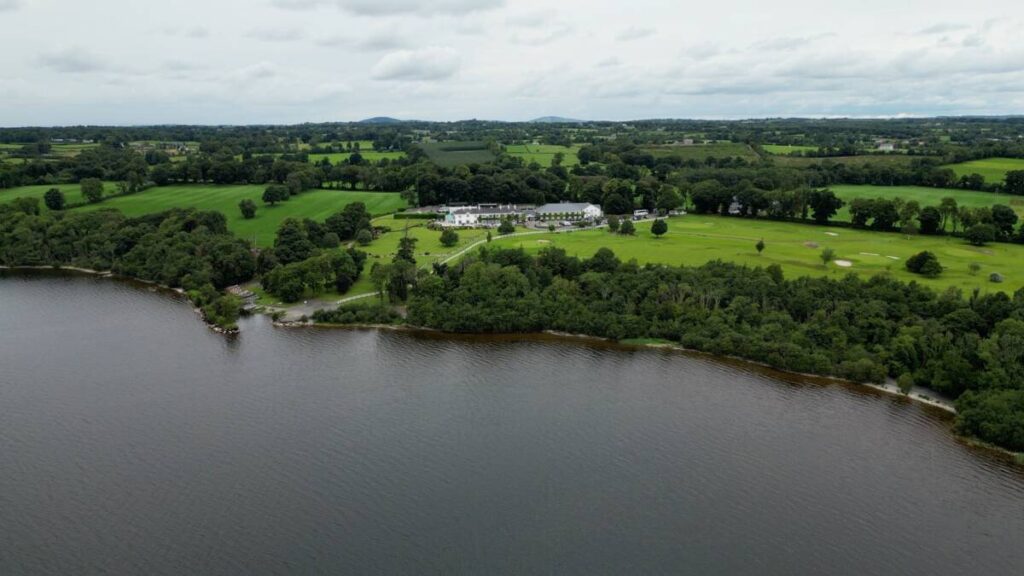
[804,241,819,249]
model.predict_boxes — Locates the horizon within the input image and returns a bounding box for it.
[1,0,1022,126]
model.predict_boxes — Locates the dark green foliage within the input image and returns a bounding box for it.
[356,228,373,246]
[238,198,257,219]
[273,218,316,265]
[906,251,943,278]
[324,202,371,241]
[966,223,996,246]
[807,189,844,224]
[619,219,635,235]
[440,228,459,247]
[44,188,65,211]
[0,205,254,329]
[651,218,668,237]
[312,303,402,325]
[262,184,289,205]
[606,215,620,233]
[756,239,765,254]
[918,206,942,234]
[956,390,1024,452]
[81,178,104,204]
[261,251,360,303]
[497,219,515,235]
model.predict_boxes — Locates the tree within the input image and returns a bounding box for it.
[262,184,289,206]
[603,214,619,233]
[965,223,996,246]
[81,178,104,204]
[325,203,371,241]
[273,218,316,264]
[938,197,959,232]
[897,373,914,395]
[547,224,556,232]
[651,218,668,238]
[370,262,390,302]
[756,239,765,255]
[356,229,373,246]
[440,228,459,247]
[807,189,844,224]
[906,251,942,278]
[969,262,982,276]
[498,219,515,235]
[918,206,942,235]
[820,247,835,267]
[1005,170,1024,195]
[619,219,635,235]
[43,188,65,211]
[238,199,257,219]
[991,204,1018,238]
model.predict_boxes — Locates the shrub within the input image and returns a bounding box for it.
[965,223,996,246]
[906,251,942,277]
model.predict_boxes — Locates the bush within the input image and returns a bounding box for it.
[440,228,459,247]
[651,218,668,237]
[498,219,515,235]
[356,229,373,246]
[965,223,996,246]
[238,199,257,219]
[906,251,942,278]
[619,220,635,235]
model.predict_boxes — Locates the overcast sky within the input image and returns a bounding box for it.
[1,0,1022,126]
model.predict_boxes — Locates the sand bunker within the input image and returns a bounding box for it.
[834,260,853,268]
[886,256,900,260]
[825,232,839,237]
[860,252,879,256]
[536,239,551,244]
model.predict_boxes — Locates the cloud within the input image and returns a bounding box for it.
[245,27,305,42]
[315,33,409,51]
[162,25,209,39]
[919,23,970,35]
[371,47,460,81]
[38,48,107,74]
[616,26,655,42]
[271,0,504,16]
[0,0,22,11]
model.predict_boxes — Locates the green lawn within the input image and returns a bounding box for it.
[762,144,819,155]
[0,182,119,206]
[505,143,581,167]
[308,151,405,164]
[72,185,407,246]
[829,185,1024,221]
[490,215,1024,294]
[942,158,1024,184]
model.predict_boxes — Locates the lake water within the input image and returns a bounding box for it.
[1,271,1023,575]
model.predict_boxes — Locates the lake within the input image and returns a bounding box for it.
[1,271,1023,575]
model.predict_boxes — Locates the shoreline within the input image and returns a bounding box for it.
[0,265,237,334]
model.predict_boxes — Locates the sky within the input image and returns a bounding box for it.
[0,0,1022,126]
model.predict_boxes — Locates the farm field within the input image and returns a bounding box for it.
[942,157,1024,184]
[308,151,404,164]
[762,144,819,155]
[490,214,1024,294]
[505,143,581,167]
[642,142,759,162]
[828,185,1024,221]
[72,185,407,246]
[0,182,119,206]
[418,141,497,167]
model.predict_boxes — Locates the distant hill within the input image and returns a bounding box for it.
[359,117,404,124]
[531,116,584,123]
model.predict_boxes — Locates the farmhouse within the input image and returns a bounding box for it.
[876,141,896,152]
[443,204,532,227]
[534,202,603,221]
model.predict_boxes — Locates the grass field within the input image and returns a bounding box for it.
[642,142,760,162]
[308,151,405,164]
[942,158,1024,184]
[490,215,1024,294]
[418,142,497,167]
[0,182,119,206]
[829,185,1024,220]
[762,144,819,155]
[71,185,407,246]
[505,143,581,167]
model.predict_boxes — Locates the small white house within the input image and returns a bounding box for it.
[877,141,895,152]
[633,209,649,220]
